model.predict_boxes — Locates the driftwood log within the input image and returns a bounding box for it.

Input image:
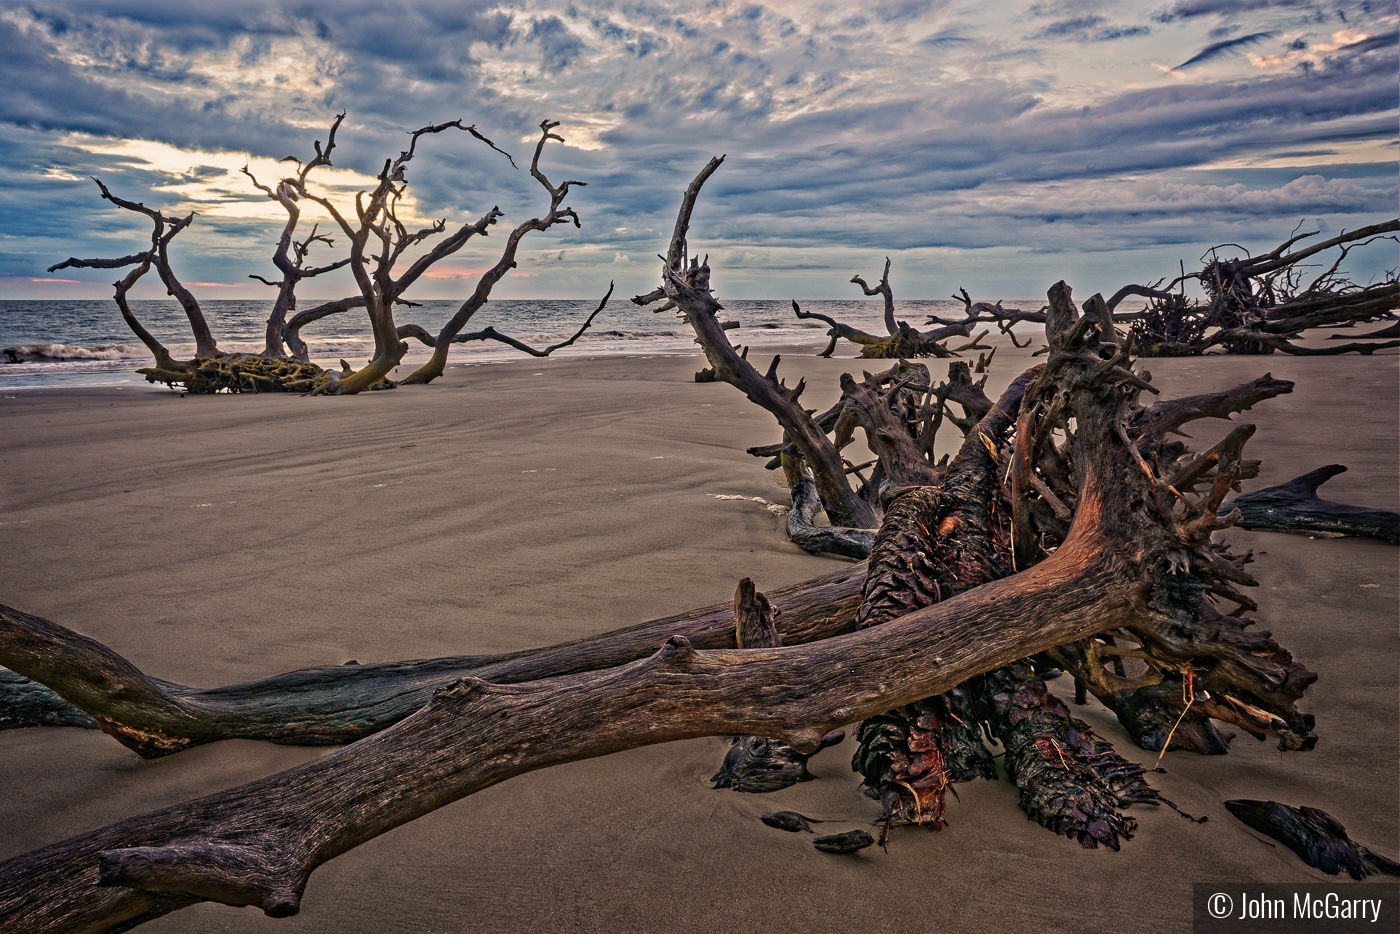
[0,566,866,755]
[1226,800,1400,880]
[1225,464,1399,544]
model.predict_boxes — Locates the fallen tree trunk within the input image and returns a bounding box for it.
[0,565,865,756]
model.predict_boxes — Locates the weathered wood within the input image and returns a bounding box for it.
[779,460,877,559]
[837,364,943,493]
[284,296,367,362]
[401,121,592,384]
[0,500,1188,927]
[850,358,1158,848]
[632,157,879,530]
[0,270,1321,932]
[0,670,95,730]
[800,262,1000,359]
[1226,464,1400,543]
[52,115,598,394]
[712,578,833,793]
[451,285,612,357]
[0,565,866,756]
[241,115,354,358]
[1225,800,1400,879]
[49,181,214,367]
[1126,221,1400,356]
[791,299,886,358]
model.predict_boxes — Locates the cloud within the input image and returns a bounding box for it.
[1156,0,1319,22]
[0,0,1394,300]
[1171,31,1274,70]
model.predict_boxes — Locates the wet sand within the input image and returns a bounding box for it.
[1,339,1395,932]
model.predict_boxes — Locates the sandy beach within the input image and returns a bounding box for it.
[1,337,1396,933]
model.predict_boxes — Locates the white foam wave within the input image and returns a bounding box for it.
[1,343,145,363]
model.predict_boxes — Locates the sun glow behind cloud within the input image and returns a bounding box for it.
[71,135,422,226]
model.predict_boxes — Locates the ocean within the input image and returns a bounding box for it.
[0,297,1029,390]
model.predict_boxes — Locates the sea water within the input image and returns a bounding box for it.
[0,297,1032,390]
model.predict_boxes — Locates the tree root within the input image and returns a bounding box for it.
[975,663,1158,850]
[137,354,357,394]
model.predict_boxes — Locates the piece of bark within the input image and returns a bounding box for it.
[812,830,874,854]
[760,811,822,832]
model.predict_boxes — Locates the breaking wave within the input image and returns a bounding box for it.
[2,343,145,364]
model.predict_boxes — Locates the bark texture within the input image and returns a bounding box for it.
[0,566,866,756]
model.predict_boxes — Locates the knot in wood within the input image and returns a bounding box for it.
[432,678,485,703]
[659,635,696,665]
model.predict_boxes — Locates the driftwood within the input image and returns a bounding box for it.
[791,263,1000,359]
[901,225,1400,358]
[848,360,1163,848]
[240,113,355,358]
[1225,464,1399,544]
[711,579,845,792]
[1,157,1379,932]
[0,566,866,755]
[1124,221,1400,357]
[632,156,878,531]
[49,116,600,394]
[642,158,1319,772]
[398,122,592,384]
[1226,800,1400,879]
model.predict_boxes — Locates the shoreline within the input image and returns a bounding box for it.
[1,341,1396,932]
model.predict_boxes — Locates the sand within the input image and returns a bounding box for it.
[1,339,1396,933]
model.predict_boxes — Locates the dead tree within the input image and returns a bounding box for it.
[398,121,591,384]
[1,163,1387,931]
[1123,221,1400,356]
[48,181,223,380]
[634,161,1326,839]
[908,224,1400,358]
[240,112,354,359]
[49,116,603,394]
[632,156,879,531]
[790,259,994,358]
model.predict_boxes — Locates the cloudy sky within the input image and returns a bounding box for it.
[0,0,1395,303]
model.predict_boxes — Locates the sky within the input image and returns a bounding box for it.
[0,0,1395,303]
